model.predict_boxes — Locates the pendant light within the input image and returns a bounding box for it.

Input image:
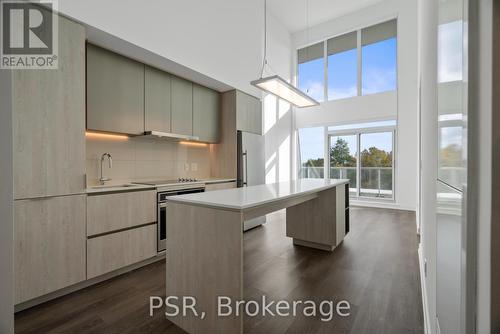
[250,0,319,107]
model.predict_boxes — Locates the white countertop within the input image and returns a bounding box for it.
[86,178,236,194]
[167,178,349,210]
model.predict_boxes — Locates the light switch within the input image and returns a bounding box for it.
[191,163,198,172]
[184,163,190,171]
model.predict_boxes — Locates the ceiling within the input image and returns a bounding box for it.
[267,0,384,33]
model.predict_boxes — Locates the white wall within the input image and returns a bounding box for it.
[291,0,419,211]
[263,13,293,184]
[0,69,14,332]
[417,0,438,332]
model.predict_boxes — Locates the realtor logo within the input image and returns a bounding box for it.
[1,0,58,69]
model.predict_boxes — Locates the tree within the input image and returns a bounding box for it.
[302,158,324,167]
[360,147,392,167]
[440,144,461,167]
[330,138,356,167]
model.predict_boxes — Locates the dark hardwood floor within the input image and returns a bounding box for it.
[15,207,424,334]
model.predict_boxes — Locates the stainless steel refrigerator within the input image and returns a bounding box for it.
[237,130,266,231]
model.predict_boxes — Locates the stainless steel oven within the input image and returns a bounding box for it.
[157,186,205,252]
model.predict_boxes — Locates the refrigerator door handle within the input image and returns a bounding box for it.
[243,150,248,186]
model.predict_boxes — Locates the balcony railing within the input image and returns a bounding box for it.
[299,166,393,198]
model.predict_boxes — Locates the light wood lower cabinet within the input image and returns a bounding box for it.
[14,195,86,304]
[87,224,157,279]
[205,181,237,192]
[87,190,156,236]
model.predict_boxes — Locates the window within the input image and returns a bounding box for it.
[438,20,463,83]
[298,127,325,179]
[329,135,357,195]
[296,19,397,101]
[327,32,357,100]
[327,120,395,200]
[297,42,324,102]
[361,20,397,95]
[438,114,464,188]
[359,132,393,198]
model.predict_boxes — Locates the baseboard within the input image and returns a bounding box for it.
[15,254,165,312]
[418,245,432,334]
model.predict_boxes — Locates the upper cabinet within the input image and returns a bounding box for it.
[145,66,172,133]
[86,44,145,135]
[13,15,86,199]
[86,45,221,141]
[171,76,193,136]
[193,84,220,143]
[236,90,262,135]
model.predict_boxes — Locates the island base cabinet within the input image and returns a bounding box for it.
[286,187,337,251]
[14,195,86,304]
[87,224,157,279]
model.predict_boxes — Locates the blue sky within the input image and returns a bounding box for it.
[361,38,397,94]
[328,49,357,99]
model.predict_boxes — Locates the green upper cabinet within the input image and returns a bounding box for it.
[171,76,193,136]
[86,44,145,135]
[236,90,262,135]
[193,84,220,143]
[145,66,171,133]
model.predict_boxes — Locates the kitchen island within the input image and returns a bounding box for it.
[165,178,349,334]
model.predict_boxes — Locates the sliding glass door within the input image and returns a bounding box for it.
[328,126,395,200]
[360,132,394,198]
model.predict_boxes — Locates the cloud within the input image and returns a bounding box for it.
[300,81,324,101]
[438,20,463,83]
[362,67,396,95]
[328,86,357,100]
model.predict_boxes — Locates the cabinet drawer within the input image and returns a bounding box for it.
[205,182,237,192]
[87,190,156,236]
[87,224,156,278]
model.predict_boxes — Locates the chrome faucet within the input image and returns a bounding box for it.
[99,153,113,185]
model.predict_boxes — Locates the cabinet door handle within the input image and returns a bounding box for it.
[243,150,248,186]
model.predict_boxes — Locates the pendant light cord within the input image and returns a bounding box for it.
[260,0,267,78]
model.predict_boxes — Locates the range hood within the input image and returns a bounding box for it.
[142,131,199,141]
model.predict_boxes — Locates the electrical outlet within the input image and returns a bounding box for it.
[184,163,190,171]
[191,163,198,172]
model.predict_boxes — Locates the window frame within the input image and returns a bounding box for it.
[295,17,398,102]
[327,124,396,201]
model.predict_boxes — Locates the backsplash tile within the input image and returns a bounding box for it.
[86,136,212,186]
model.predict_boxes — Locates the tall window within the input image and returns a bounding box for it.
[327,32,357,100]
[297,127,325,179]
[297,19,397,101]
[361,20,397,95]
[297,42,324,102]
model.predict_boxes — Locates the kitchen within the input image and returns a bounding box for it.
[1,0,494,333]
